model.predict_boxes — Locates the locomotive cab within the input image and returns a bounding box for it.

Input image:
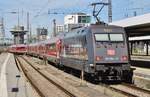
[57,24,133,83]
[86,24,133,82]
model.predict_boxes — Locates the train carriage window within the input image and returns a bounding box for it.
[62,38,88,60]
[95,34,109,41]
[109,34,124,41]
[48,43,56,51]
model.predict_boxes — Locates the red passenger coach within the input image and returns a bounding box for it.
[38,41,47,57]
[43,37,61,63]
[9,44,27,54]
[8,45,17,53]
[28,43,39,56]
[15,44,27,54]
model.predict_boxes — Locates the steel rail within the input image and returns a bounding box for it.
[122,83,150,95]
[20,56,76,97]
[15,56,45,97]
[99,83,138,97]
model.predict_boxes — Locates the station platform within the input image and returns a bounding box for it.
[131,55,150,68]
[0,53,38,97]
[133,66,150,90]
[133,66,150,79]
[131,55,150,61]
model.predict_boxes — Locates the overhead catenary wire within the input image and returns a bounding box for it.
[33,0,51,18]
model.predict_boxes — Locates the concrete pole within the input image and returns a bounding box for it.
[29,24,32,43]
[146,41,149,56]
[27,12,30,43]
[53,19,56,37]
[131,42,133,55]
[18,9,20,27]
[1,17,5,38]
[108,0,112,23]
[27,12,29,32]
[0,17,5,38]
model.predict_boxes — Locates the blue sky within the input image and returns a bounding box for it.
[0,0,150,38]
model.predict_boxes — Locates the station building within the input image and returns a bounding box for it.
[110,13,150,56]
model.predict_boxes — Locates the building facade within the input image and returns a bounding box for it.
[37,27,48,41]
[56,25,64,34]
[64,13,91,32]
[10,26,27,44]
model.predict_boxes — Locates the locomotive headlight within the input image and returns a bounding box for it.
[96,56,102,61]
[121,56,128,61]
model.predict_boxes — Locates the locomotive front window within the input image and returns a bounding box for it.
[95,34,109,41]
[109,34,124,41]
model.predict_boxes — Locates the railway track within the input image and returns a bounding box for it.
[15,55,77,97]
[16,55,150,97]
[15,55,45,97]
[109,83,150,97]
[122,83,150,94]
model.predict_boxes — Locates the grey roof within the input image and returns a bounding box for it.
[129,36,150,41]
[110,13,150,27]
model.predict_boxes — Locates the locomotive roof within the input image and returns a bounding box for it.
[63,24,124,39]
[63,27,88,39]
[92,24,123,29]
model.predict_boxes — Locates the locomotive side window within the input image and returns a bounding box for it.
[109,34,124,42]
[95,34,109,41]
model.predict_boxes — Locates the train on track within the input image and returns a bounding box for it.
[8,24,134,83]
